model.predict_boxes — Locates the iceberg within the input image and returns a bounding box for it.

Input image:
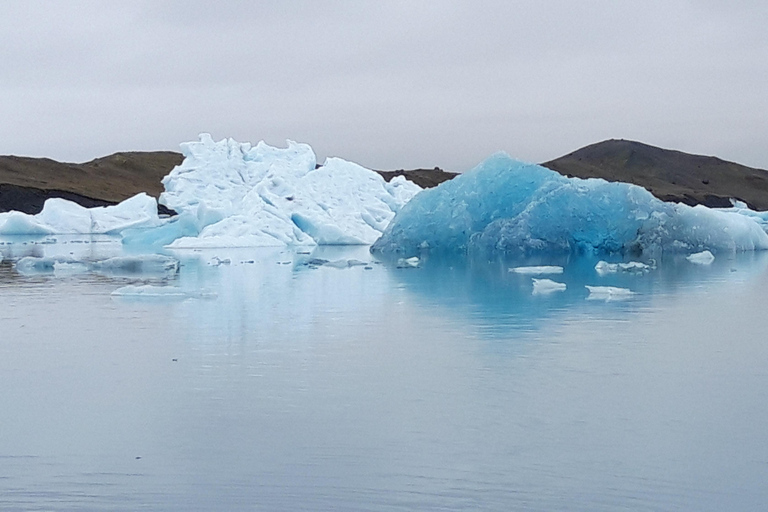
[0,193,161,236]
[13,254,179,276]
[111,284,217,299]
[126,134,422,249]
[371,153,768,257]
[594,261,653,275]
[532,278,567,295]
[686,250,715,265]
[510,265,564,275]
[586,285,635,300]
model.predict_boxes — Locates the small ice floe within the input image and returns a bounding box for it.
[532,278,567,295]
[686,250,715,265]
[396,256,420,268]
[91,255,179,275]
[595,260,653,276]
[15,256,70,274]
[323,259,368,269]
[509,265,563,275]
[207,256,231,266]
[53,261,90,275]
[585,285,635,301]
[111,284,217,300]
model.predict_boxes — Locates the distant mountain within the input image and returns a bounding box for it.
[542,139,768,210]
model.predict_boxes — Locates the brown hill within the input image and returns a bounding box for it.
[376,167,458,188]
[0,151,184,213]
[543,139,768,210]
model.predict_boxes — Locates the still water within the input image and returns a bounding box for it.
[1,236,768,511]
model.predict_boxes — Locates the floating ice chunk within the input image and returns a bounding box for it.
[586,285,635,300]
[207,256,231,266]
[15,256,64,274]
[111,284,217,299]
[372,153,768,256]
[510,265,564,275]
[0,212,55,236]
[397,256,420,268]
[153,134,421,248]
[532,278,567,295]
[323,259,369,269]
[91,255,179,275]
[0,194,161,236]
[595,260,652,276]
[53,261,90,275]
[686,250,715,265]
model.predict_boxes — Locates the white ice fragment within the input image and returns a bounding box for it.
[510,265,564,275]
[324,259,369,269]
[532,278,567,295]
[53,261,90,275]
[595,260,652,276]
[0,194,161,236]
[111,284,217,299]
[91,255,179,275]
[585,285,635,300]
[686,250,715,265]
[397,256,420,268]
[15,256,62,274]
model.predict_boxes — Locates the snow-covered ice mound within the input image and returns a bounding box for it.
[128,134,422,248]
[371,153,768,257]
[0,193,161,236]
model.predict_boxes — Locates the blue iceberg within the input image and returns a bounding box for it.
[371,153,768,256]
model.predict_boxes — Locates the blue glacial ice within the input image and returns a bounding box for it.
[371,153,768,257]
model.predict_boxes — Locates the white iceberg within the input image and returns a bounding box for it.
[13,254,179,276]
[0,193,161,236]
[91,255,179,275]
[686,250,715,265]
[585,285,635,300]
[509,265,564,275]
[111,284,217,299]
[594,260,653,275]
[371,153,768,256]
[532,278,567,295]
[128,134,422,249]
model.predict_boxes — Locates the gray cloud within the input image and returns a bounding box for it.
[1,0,767,171]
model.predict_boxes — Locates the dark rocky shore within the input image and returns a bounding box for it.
[2,140,767,214]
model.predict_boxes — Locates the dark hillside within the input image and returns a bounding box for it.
[543,139,768,210]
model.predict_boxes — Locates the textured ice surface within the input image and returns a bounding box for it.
[586,285,635,300]
[686,250,715,265]
[91,255,179,276]
[510,266,564,275]
[128,134,421,249]
[111,284,217,299]
[371,153,768,257]
[0,194,161,236]
[13,254,179,276]
[595,261,653,275]
[532,278,566,295]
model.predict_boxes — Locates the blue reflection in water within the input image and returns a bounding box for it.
[1,237,768,511]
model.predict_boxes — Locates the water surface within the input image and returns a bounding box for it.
[2,236,768,510]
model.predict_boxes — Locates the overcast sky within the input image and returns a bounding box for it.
[1,1,766,171]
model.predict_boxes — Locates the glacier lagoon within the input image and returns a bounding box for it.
[2,235,768,510]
